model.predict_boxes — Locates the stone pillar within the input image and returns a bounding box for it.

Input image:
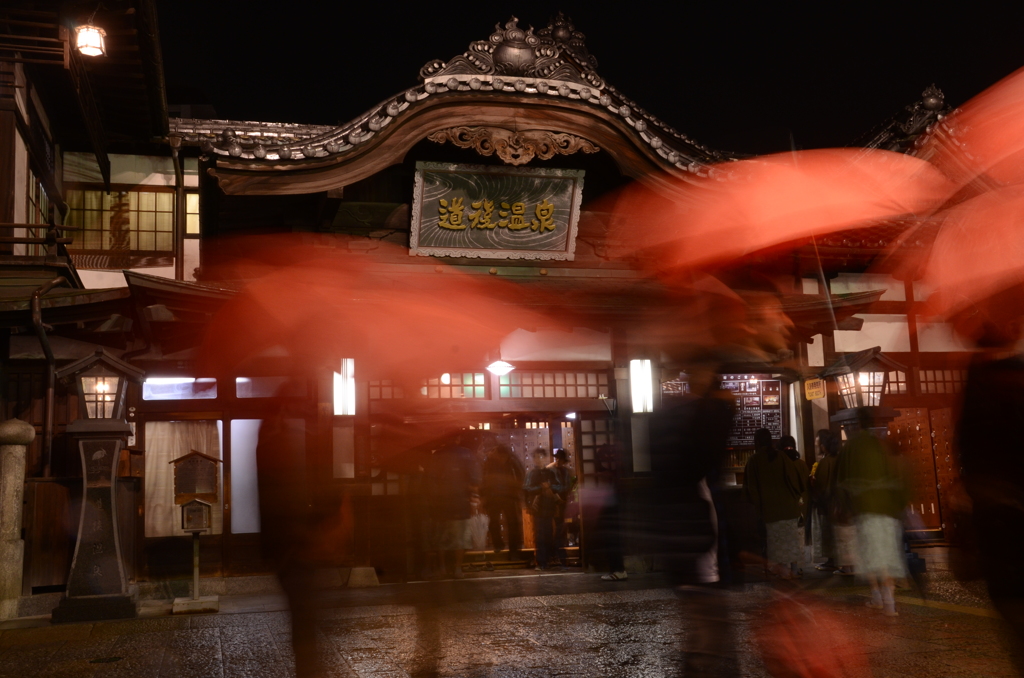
[0,419,34,620]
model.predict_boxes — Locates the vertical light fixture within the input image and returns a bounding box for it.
[333,358,356,415]
[629,359,654,413]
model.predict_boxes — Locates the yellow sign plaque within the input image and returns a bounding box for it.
[804,378,826,400]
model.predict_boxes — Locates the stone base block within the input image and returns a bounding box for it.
[51,594,136,624]
[347,567,379,588]
[172,595,220,615]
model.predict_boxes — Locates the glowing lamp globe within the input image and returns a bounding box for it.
[75,25,107,57]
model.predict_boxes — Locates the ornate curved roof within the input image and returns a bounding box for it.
[169,14,733,195]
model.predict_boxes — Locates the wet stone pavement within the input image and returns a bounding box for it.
[0,571,1019,677]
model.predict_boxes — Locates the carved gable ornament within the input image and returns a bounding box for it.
[420,14,602,87]
[171,13,728,178]
[428,126,599,166]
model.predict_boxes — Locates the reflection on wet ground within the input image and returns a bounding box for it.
[0,550,1018,677]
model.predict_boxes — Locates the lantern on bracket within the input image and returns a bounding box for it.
[820,346,906,434]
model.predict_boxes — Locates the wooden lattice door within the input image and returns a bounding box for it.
[929,408,963,542]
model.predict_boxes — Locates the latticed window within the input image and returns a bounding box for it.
[884,370,907,395]
[65,187,174,252]
[919,369,967,395]
[499,371,609,398]
[21,169,50,255]
[369,380,404,400]
[420,373,486,399]
[578,418,617,487]
[81,374,120,418]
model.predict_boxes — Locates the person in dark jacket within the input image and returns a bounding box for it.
[644,365,737,675]
[811,430,838,570]
[547,448,575,565]
[958,330,1024,669]
[744,428,806,578]
[524,447,559,569]
[480,443,525,560]
[256,396,326,678]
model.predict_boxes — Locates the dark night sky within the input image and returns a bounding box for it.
[156,2,1024,156]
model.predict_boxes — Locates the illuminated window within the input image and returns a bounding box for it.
[499,371,609,398]
[421,372,486,399]
[65,187,174,252]
[142,378,217,401]
[186,191,200,236]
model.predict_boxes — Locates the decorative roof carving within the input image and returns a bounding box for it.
[854,85,952,154]
[427,126,599,165]
[420,14,603,88]
[168,15,729,176]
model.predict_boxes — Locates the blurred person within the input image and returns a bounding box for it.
[480,443,525,564]
[836,408,908,616]
[645,362,737,674]
[524,447,560,570]
[256,391,327,678]
[547,448,575,566]
[744,428,806,578]
[426,433,481,579]
[958,319,1024,671]
[592,443,628,581]
[811,430,837,570]
[781,435,811,573]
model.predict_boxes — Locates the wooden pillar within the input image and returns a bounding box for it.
[904,279,922,397]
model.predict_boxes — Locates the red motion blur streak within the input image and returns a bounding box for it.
[196,236,561,382]
[919,65,1024,192]
[602,148,955,273]
[878,67,1024,341]
[754,590,872,678]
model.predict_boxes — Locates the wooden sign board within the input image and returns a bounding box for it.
[410,162,584,260]
[721,374,784,449]
[170,451,221,505]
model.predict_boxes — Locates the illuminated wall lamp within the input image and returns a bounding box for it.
[629,359,654,413]
[333,358,356,416]
[486,360,515,376]
[75,24,107,57]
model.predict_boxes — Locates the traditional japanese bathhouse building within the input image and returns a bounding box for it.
[1,11,970,604]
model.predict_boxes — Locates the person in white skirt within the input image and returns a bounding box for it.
[745,428,806,578]
[836,408,909,616]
